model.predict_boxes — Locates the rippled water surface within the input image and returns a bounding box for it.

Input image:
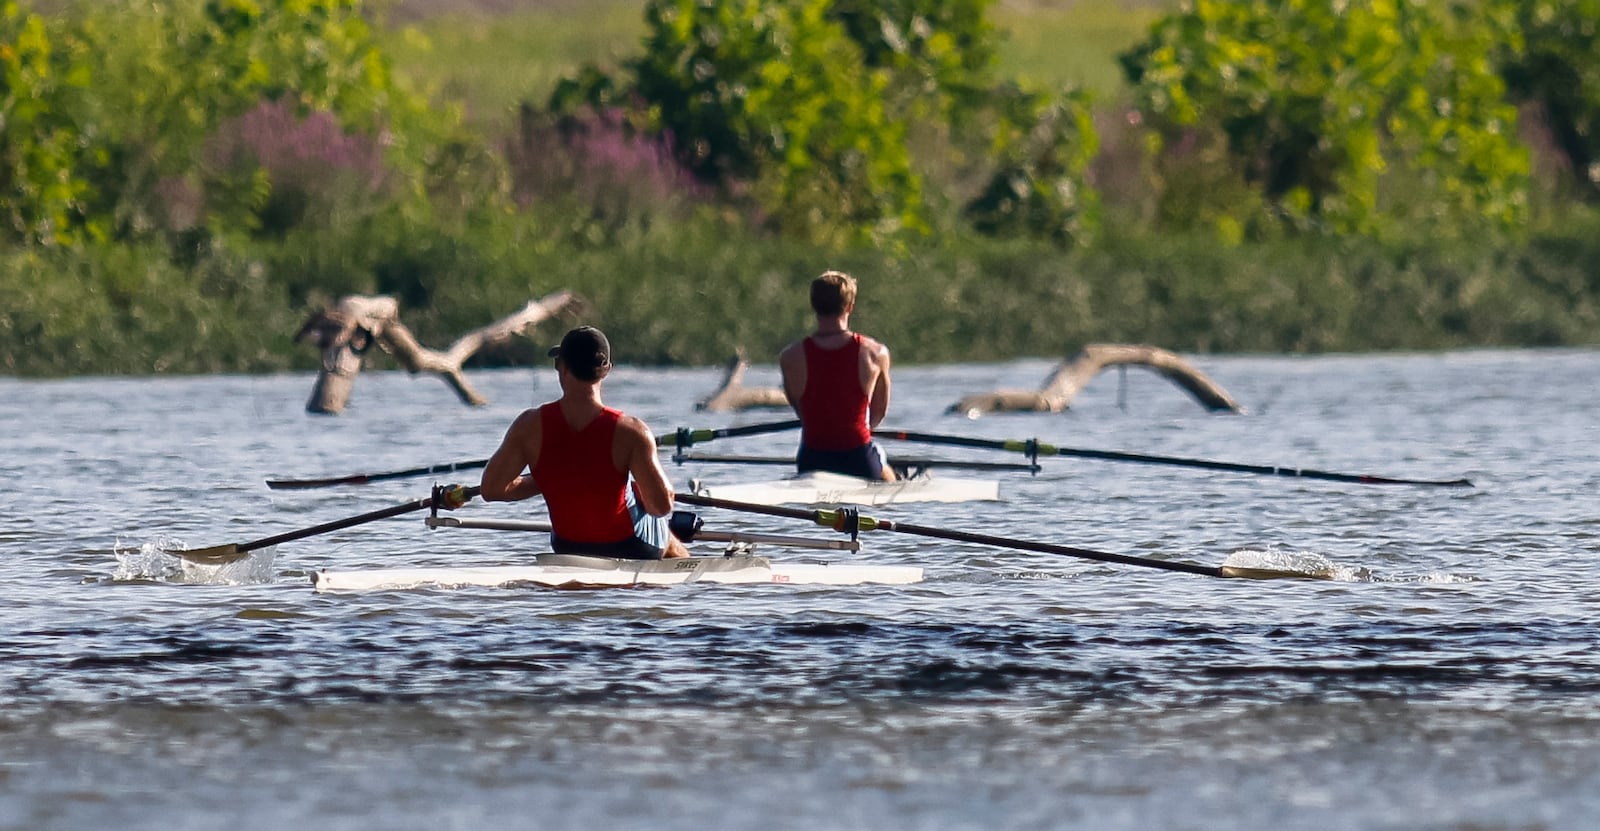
[3,350,1598,830]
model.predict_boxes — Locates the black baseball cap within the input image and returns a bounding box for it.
[548,325,611,381]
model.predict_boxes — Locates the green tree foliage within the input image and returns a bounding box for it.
[549,0,1098,247]
[1492,0,1600,202]
[962,83,1101,246]
[0,0,104,245]
[829,0,997,118]
[623,0,926,244]
[1,0,482,248]
[1120,0,1529,239]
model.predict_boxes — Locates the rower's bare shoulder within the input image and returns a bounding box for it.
[616,413,656,443]
[508,407,543,431]
[501,408,544,454]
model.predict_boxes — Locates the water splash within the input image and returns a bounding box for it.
[111,537,186,582]
[176,548,278,585]
[1220,546,1368,581]
[112,538,277,586]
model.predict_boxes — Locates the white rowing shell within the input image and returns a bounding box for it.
[312,553,923,593]
[692,470,1000,506]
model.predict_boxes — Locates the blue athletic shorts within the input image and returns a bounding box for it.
[795,441,889,480]
[548,485,670,560]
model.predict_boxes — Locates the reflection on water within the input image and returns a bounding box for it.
[2,350,1599,829]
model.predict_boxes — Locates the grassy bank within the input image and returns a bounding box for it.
[6,207,1598,377]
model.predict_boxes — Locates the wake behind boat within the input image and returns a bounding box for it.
[312,552,922,593]
[689,470,1001,506]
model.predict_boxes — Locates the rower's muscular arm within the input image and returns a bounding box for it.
[480,409,543,502]
[778,340,806,417]
[620,416,676,517]
[865,338,891,429]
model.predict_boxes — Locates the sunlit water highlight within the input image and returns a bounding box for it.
[3,349,1599,830]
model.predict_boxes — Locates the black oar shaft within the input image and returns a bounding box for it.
[873,430,1019,452]
[876,517,1224,577]
[671,454,793,466]
[669,453,1039,473]
[267,459,488,490]
[873,429,1471,488]
[1056,448,1471,486]
[237,486,481,553]
[267,421,802,490]
[674,493,1225,578]
[658,419,801,447]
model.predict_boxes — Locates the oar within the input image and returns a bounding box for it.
[267,459,487,490]
[656,419,801,448]
[666,452,1041,474]
[172,486,481,565]
[424,515,862,551]
[675,492,1321,580]
[872,429,1473,488]
[265,419,802,489]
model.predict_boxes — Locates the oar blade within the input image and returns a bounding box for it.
[169,543,249,565]
[265,475,368,490]
[268,477,368,489]
[166,486,479,566]
[1218,549,1342,580]
[1356,475,1474,488]
[1219,565,1334,580]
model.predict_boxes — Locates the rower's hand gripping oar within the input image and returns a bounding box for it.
[171,485,480,565]
[264,420,801,490]
[675,492,1326,580]
[872,429,1473,488]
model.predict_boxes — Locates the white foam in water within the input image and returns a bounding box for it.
[176,547,278,585]
[112,538,277,585]
[112,537,186,582]
[1413,570,1479,584]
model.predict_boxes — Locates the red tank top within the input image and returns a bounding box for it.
[531,403,634,543]
[799,334,871,451]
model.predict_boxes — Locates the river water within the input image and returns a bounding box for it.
[2,349,1597,830]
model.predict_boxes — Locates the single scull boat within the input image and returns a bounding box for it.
[689,470,1000,506]
[310,516,922,593]
[312,554,922,592]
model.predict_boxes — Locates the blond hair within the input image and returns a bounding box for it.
[809,270,857,316]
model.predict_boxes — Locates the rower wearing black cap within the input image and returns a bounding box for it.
[451,325,690,559]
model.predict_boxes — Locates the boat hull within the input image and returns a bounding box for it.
[692,471,1000,506]
[312,553,923,593]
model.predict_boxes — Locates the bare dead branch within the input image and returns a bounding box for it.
[300,292,577,414]
[948,344,1243,417]
[695,349,789,412]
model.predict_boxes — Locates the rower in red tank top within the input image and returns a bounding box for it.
[471,326,691,560]
[531,403,633,546]
[799,334,871,450]
[779,271,897,481]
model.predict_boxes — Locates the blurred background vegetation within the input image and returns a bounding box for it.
[3,0,1598,376]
